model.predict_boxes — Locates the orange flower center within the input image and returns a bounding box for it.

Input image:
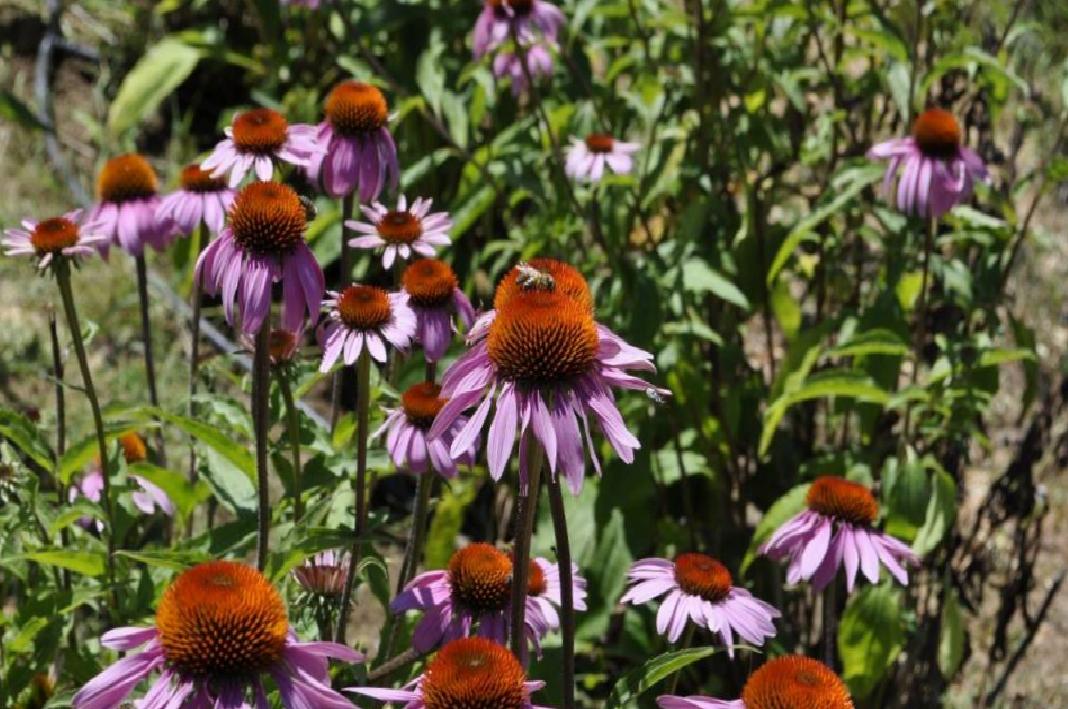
[527,560,547,597]
[118,432,148,464]
[376,211,423,245]
[403,258,458,308]
[805,476,878,526]
[402,382,447,429]
[337,285,391,330]
[448,543,513,613]
[493,258,592,312]
[325,81,389,137]
[673,553,732,602]
[421,638,527,709]
[97,154,158,203]
[913,108,962,159]
[585,133,616,153]
[487,290,599,385]
[30,218,79,254]
[231,108,289,154]
[487,0,534,18]
[155,561,288,679]
[268,329,298,362]
[742,656,854,709]
[229,182,307,256]
[180,164,228,193]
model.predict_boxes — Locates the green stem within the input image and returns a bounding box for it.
[48,312,71,591]
[187,224,204,537]
[903,216,936,441]
[55,258,116,612]
[510,435,544,659]
[823,579,838,668]
[547,474,575,709]
[135,253,167,467]
[667,624,696,694]
[335,349,372,643]
[277,370,303,523]
[252,322,272,571]
[332,194,358,432]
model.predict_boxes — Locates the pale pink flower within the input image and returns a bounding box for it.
[318,285,416,370]
[201,107,321,189]
[156,164,236,236]
[347,195,452,269]
[566,134,640,182]
[3,210,106,271]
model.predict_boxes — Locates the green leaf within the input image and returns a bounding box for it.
[128,462,212,520]
[881,453,928,543]
[8,617,49,654]
[425,475,482,569]
[741,483,811,575]
[107,38,200,136]
[682,260,750,309]
[0,407,54,471]
[760,371,890,455]
[828,329,908,359]
[198,445,256,515]
[977,347,1035,367]
[767,164,884,285]
[117,549,211,571]
[839,583,906,699]
[0,89,46,131]
[605,647,722,708]
[896,271,924,311]
[154,410,254,481]
[912,465,956,555]
[21,550,106,577]
[939,586,965,678]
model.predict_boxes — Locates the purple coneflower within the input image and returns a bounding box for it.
[867,107,988,219]
[72,561,361,708]
[391,543,548,653]
[657,655,854,709]
[565,133,640,182]
[429,258,667,494]
[307,81,399,201]
[620,554,778,655]
[473,0,565,58]
[3,210,106,271]
[347,195,452,269]
[85,154,177,257]
[400,259,474,362]
[69,432,174,530]
[318,285,415,370]
[493,41,555,95]
[760,476,918,592]
[375,382,477,479]
[195,181,324,335]
[202,107,321,188]
[292,550,349,597]
[157,164,236,236]
[527,556,587,641]
[348,637,549,708]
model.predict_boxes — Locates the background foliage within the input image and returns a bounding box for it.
[3,0,1068,706]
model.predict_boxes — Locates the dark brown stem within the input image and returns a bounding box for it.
[48,311,71,591]
[823,580,838,668]
[277,369,303,522]
[332,194,357,431]
[252,322,272,571]
[509,435,544,658]
[547,474,575,709]
[335,349,372,643]
[187,277,202,538]
[135,254,167,466]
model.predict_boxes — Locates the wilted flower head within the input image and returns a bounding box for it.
[473,0,565,58]
[431,258,668,494]
[347,196,452,270]
[195,181,324,335]
[566,134,639,183]
[760,476,918,592]
[86,154,177,257]
[292,550,349,597]
[401,259,475,362]
[3,210,106,271]
[348,637,548,708]
[202,108,321,188]
[374,382,478,479]
[657,655,854,709]
[319,285,416,370]
[241,323,305,366]
[72,560,362,708]
[868,107,988,219]
[307,80,399,200]
[156,164,236,236]
[620,554,778,655]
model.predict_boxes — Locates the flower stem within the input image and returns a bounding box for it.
[277,369,303,523]
[135,253,167,467]
[54,258,116,612]
[547,474,576,709]
[823,580,838,668]
[667,624,696,694]
[48,311,72,591]
[187,225,203,537]
[903,215,936,440]
[335,348,372,643]
[510,435,544,660]
[252,322,272,571]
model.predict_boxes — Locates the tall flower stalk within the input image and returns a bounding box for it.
[134,253,167,465]
[54,257,117,608]
[509,435,544,659]
[252,322,272,571]
[547,473,576,708]
[276,364,303,522]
